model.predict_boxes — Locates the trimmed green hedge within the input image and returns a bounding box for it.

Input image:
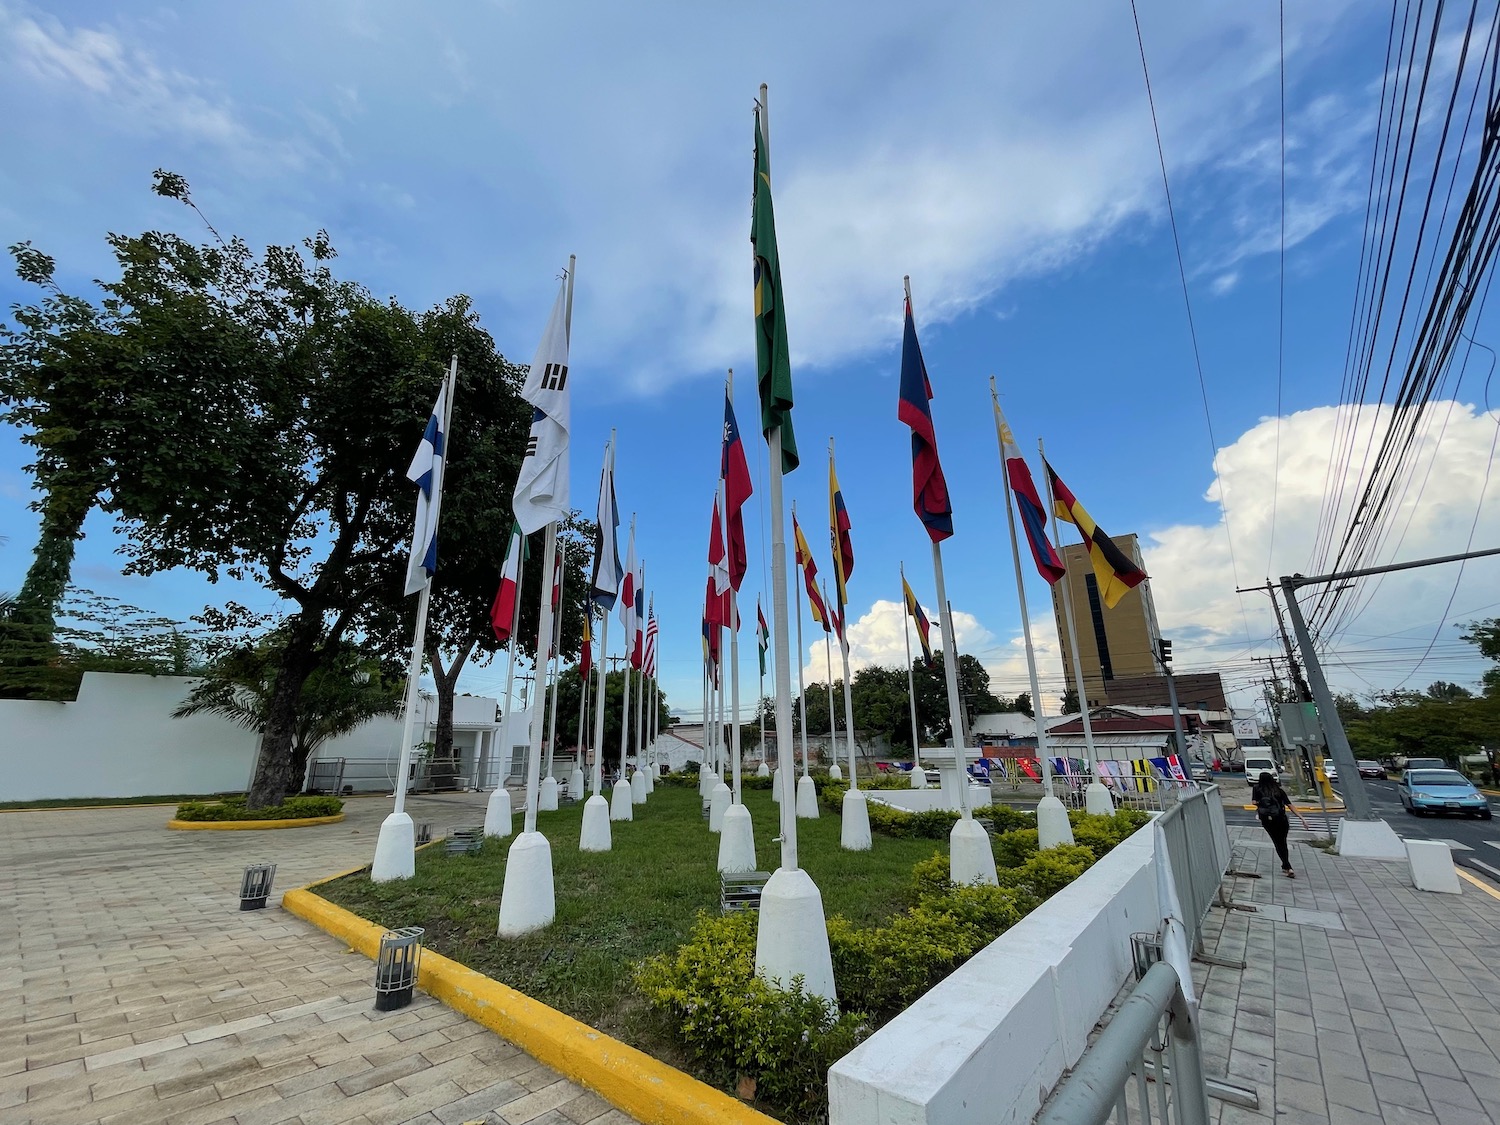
[174,794,343,822]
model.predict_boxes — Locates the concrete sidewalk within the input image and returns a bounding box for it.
[1195,826,1500,1125]
[0,793,632,1125]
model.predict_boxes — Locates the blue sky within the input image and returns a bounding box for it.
[3,1,1499,719]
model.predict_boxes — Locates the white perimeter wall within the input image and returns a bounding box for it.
[828,823,1161,1125]
[0,672,503,802]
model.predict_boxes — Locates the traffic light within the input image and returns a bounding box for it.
[1157,638,1173,667]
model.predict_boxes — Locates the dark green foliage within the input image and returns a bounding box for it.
[174,794,342,821]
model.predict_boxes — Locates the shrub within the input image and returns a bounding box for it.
[174,795,342,822]
[635,911,868,1119]
[993,828,1039,868]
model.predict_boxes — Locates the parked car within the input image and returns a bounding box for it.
[1190,762,1213,784]
[1242,754,1284,782]
[1356,760,1386,779]
[1401,756,1448,772]
[1322,758,1338,782]
[1398,769,1492,819]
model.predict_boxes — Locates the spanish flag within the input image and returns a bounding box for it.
[1044,461,1147,609]
[792,512,831,632]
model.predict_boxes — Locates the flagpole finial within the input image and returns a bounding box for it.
[903,275,912,303]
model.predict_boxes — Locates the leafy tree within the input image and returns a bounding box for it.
[547,663,668,771]
[1060,687,1080,714]
[1,174,531,806]
[173,629,401,789]
[1013,691,1033,718]
[1460,618,1500,696]
[909,653,1000,742]
[850,665,915,749]
[1426,680,1473,702]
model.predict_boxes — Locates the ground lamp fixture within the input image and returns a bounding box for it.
[374,926,425,1012]
[239,863,277,911]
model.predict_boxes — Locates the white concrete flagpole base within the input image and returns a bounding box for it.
[756,762,770,777]
[968,783,991,809]
[371,812,415,882]
[754,867,837,1002]
[828,762,843,781]
[1084,781,1115,816]
[538,776,559,812]
[708,780,732,832]
[568,767,586,802]
[717,803,757,873]
[630,770,648,805]
[950,817,999,886]
[698,768,715,797]
[840,788,872,851]
[497,831,555,936]
[642,765,656,793]
[609,779,634,821]
[795,775,821,818]
[909,764,928,788]
[579,795,612,852]
[770,767,781,802]
[1037,794,1076,848]
[1336,818,1407,859]
[483,789,513,839]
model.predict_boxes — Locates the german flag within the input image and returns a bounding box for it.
[1044,461,1147,610]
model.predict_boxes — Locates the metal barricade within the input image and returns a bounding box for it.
[1153,786,1229,952]
[1035,961,1211,1125]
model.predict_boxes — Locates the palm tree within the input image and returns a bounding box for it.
[174,630,401,791]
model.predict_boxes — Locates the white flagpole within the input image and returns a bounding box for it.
[590,435,616,800]
[374,355,458,882]
[1040,437,1113,816]
[523,524,560,834]
[544,542,566,782]
[929,539,973,819]
[901,563,922,758]
[830,437,860,790]
[821,580,838,764]
[792,504,811,779]
[577,612,590,778]
[633,565,646,787]
[988,379,1056,801]
[498,544,527,788]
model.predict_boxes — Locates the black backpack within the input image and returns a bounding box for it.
[1255,789,1282,817]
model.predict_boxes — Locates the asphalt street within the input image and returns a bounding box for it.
[1220,772,1500,888]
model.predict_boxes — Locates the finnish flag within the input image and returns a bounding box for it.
[405,380,450,596]
[513,278,572,535]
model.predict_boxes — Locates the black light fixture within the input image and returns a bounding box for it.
[374,926,425,1011]
[239,863,277,911]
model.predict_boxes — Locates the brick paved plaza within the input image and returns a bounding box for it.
[0,793,632,1125]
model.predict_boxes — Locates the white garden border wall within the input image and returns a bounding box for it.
[828,822,1160,1125]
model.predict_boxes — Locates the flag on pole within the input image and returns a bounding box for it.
[1044,461,1148,609]
[631,563,646,669]
[490,522,525,642]
[993,403,1066,584]
[513,279,572,535]
[580,610,593,680]
[829,458,854,610]
[590,441,623,609]
[708,491,730,596]
[547,542,564,659]
[644,602,658,677]
[757,598,771,677]
[752,103,797,471]
[792,512,830,631]
[619,523,637,640]
[721,390,753,590]
[404,380,450,595]
[897,296,954,543]
[902,574,934,665]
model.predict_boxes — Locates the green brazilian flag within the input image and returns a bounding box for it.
[752,107,798,472]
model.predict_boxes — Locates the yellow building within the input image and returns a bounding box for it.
[1050,533,1157,706]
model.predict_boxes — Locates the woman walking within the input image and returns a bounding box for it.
[1252,771,1309,877]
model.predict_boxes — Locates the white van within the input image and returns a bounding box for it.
[1243,753,1284,782]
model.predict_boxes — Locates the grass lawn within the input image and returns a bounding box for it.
[318,783,946,1044]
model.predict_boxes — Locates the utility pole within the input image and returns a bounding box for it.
[1261,581,1312,702]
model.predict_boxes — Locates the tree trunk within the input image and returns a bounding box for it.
[428,641,471,792]
[247,610,322,808]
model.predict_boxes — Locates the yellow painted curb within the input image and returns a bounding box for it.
[1456,868,1500,902]
[282,887,777,1125]
[168,813,346,831]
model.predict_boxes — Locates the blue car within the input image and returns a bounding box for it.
[1398,769,1492,820]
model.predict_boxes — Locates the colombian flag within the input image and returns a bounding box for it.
[793,512,831,632]
[902,574,934,665]
[829,458,854,609]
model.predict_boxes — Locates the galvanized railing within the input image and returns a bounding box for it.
[1153,785,1229,952]
[1035,962,1211,1125]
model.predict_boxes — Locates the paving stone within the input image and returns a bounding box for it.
[0,795,633,1125]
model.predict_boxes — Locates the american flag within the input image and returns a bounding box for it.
[643,602,658,677]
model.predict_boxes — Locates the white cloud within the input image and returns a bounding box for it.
[1143,401,1500,700]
